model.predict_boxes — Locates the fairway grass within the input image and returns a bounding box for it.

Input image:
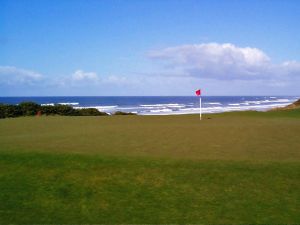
[0,111,300,223]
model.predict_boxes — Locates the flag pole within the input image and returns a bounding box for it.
[195,89,202,121]
[199,96,202,120]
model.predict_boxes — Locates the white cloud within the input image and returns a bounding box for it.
[71,70,99,82]
[0,66,44,85]
[278,60,300,76]
[62,71,136,87]
[148,43,300,80]
[56,69,101,87]
[103,75,140,86]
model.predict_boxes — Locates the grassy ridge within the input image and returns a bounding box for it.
[0,110,300,223]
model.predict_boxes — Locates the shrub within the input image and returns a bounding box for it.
[113,111,136,115]
[53,104,78,116]
[40,105,57,115]
[0,102,109,118]
[0,104,4,119]
[0,104,23,118]
[19,102,40,116]
[77,108,108,116]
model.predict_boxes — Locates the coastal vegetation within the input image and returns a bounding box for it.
[0,109,300,224]
[113,111,136,115]
[0,102,108,118]
[272,98,300,111]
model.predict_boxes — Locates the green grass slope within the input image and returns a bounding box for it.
[0,110,300,223]
[271,98,300,111]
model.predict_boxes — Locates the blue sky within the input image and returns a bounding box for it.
[1,0,300,96]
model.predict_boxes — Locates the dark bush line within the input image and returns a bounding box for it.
[113,111,136,116]
[0,102,108,119]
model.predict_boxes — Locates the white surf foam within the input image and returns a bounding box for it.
[41,103,55,106]
[74,105,118,112]
[141,102,292,115]
[58,102,79,106]
[149,109,173,113]
[243,99,291,105]
[140,103,185,108]
[205,102,222,105]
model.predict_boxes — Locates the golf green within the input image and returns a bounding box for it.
[0,110,299,223]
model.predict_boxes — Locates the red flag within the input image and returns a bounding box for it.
[195,89,201,96]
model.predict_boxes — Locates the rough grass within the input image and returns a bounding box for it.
[0,110,300,224]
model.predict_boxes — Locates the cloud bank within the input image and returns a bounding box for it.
[148,43,300,80]
[1,43,300,96]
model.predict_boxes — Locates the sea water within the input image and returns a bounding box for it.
[0,96,298,115]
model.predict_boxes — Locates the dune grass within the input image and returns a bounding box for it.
[0,110,300,223]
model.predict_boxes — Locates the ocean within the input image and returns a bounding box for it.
[0,96,298,115]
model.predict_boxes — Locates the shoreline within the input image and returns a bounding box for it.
[75,101,294,116]
[1,96,299,117]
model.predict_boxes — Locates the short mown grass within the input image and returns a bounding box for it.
[0,110,300,223]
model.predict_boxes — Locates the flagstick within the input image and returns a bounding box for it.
[199,97,202,120]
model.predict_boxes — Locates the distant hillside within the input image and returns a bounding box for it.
[271,99,300,111]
